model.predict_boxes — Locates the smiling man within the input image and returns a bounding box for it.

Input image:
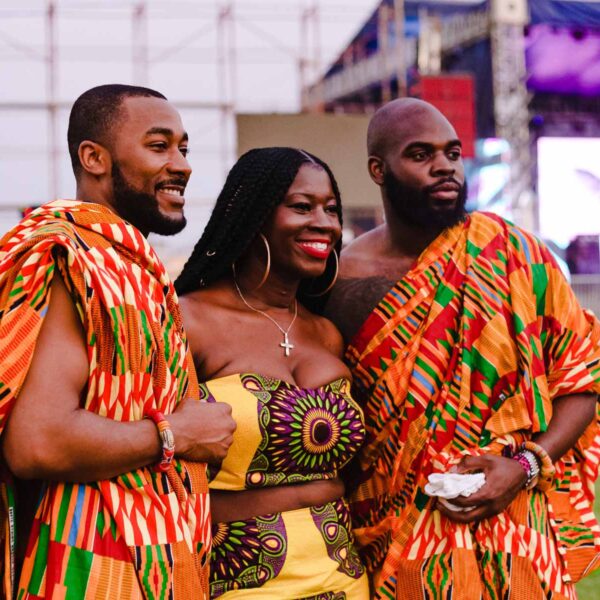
[0,85,236,599]
[325,98,600,599]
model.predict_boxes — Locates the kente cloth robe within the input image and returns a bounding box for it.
[0,200,210,599]
[346,212,600,600]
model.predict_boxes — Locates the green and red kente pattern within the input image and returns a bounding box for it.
[346,212,600,600]
[0,200,210,599]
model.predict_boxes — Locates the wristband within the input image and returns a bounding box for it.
[144,409,175,472]
[512,450,540,490]
[522,440,556,492]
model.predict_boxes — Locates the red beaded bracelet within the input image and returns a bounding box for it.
[144,409,175,472]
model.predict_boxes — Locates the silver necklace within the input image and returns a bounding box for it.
[233,278,298,357]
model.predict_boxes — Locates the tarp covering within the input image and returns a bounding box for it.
[530,0,600,27]
[324,0,600,78]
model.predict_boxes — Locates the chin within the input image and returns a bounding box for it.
[297,259,328,278]
[161,206,183,217]
[305,268,327,280]
[287,265,321,282]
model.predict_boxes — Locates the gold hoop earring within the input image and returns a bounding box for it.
[232,232,271,291]
[305,249,339,297]
[254,233,271,290]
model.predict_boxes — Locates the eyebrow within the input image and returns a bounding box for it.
[287,192,337,201]
[145,127,189,142]
[404,139,462,152]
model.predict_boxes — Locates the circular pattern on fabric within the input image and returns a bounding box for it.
[198,382,217,403]
[272,387,363,472]
[310,499,365,579]
[303,407,341,453]
[210,513,287,597]
[241,375,365,484]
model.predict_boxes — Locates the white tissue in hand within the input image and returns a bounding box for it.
[424,472,486,500]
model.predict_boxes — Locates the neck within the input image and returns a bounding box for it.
[76,180,113,211]
[76,180,150,238]
[233,268,298,310]
[382,197,443,258]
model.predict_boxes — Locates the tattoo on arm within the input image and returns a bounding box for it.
[324,277,397,344]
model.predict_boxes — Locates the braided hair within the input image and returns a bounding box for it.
[174,147,343,309]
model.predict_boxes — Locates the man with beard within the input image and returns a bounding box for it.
[0,84,235,599]
[325,98,600,598]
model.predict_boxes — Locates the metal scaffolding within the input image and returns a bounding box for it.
[2,0,539,228]
[302,0,536,226]
[489,0,534,229]
[1,0,370,209]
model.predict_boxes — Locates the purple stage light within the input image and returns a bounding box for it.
[526,24,600,96]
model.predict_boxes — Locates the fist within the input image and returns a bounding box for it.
[171,399,236,465]
[436,454,527,523]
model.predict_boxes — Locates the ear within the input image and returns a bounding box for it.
[367,155,385,186]
[78,140,111,177]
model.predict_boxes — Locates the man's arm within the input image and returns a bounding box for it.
[438,392,596,522]
[439,232,600,522]
[2,273,235,482]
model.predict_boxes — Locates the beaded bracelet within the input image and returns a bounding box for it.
[522,440,556,492]
[512,452,532,484]
[512,449,540,490]
[145,409,175,472]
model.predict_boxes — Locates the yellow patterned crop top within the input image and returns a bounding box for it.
[199,373,365,490]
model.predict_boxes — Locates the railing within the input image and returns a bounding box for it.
[571,274,600,317]
[303,8,489,107]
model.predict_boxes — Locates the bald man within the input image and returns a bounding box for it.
[325,99,600,599]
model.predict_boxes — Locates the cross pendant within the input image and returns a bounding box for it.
[280,332,294,357]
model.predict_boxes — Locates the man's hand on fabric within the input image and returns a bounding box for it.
[436,454,527,523]
[170,398,236,465]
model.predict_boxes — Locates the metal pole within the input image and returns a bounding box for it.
[228,1,237,162]
[378,4,391,103]
[312,1,321,87]
[393,0,406,97]
[46,0,58,200]
[489,0,533,229]
[132,2,148,86]
[299,4,309,109]
[218,2,235,175]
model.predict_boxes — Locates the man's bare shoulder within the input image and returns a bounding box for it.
[340,225,387,278]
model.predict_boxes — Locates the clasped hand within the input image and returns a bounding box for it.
[436,454,527,523]
[169,398,236,465]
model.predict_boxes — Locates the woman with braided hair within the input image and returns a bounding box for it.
[176,147,368,599]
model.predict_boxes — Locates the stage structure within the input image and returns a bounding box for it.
[302,0,600,233]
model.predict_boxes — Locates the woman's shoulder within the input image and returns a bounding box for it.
[179,285,238,341]
[180,284,235,314]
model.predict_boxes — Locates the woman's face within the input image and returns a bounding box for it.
[261,163,341,280]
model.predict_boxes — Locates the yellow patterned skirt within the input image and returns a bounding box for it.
[210,499,369,599]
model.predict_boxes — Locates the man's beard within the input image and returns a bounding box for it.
[383,171,467,230]
[111,163,187,236]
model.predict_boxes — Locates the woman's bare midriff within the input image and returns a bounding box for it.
[210,477,345,523]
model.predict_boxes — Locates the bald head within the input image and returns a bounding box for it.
[365,98,466,232]
[367,98,456,158]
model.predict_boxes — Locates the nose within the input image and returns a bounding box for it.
[310,205,339,232]
[167,150,192,179]
[430,151,455,177]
